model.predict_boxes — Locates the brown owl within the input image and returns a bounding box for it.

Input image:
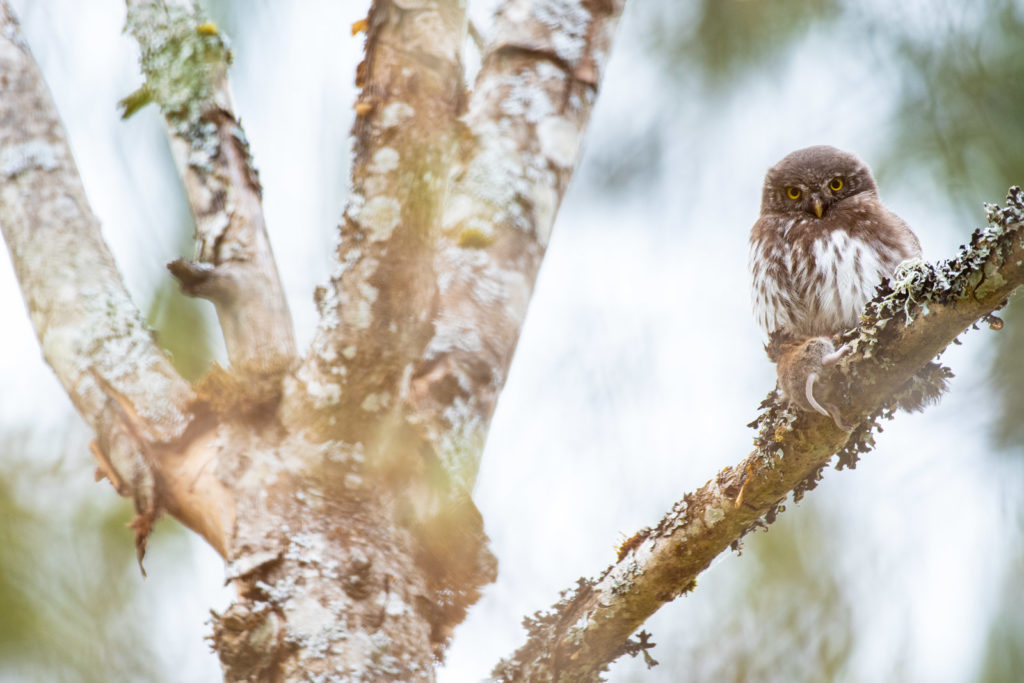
[749,146,922,422]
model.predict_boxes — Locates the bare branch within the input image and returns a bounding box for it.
[267,1,628,637]
[492,190,1024,681]
[0,3,195,551]
[255,0,502,653]
[407,0,626,491]
[283,0,468,445]
[124,0,297,387]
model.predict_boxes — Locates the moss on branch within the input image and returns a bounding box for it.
[121,2,231,125]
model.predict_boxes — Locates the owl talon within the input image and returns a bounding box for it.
[805,374,854,431]
[821,343,851,366]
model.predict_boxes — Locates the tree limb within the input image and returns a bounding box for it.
[492,188,1024,682]
[124,0,297,387]
[0,2,196,559]
[407,0,626,492]
[282,0,467,444]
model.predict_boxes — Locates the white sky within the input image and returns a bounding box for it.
[2,1,1020,682]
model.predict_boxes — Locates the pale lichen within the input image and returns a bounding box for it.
[436,406,486,491]
[533,0,591,64]
[360,391,390,413]
[498,68,557,123]
[1,140,59,178]
[531,181,559,246]
[377,101,414,129]
[341,280,379,330]
[356,196,402,242]
[123,2,231,126]
[426,317,483,355]
[297,364,342,409]
[383,593,411,617]
[702,505,725,528]
[470,265,511,307]
[537,115,580,168]
[456,120,525,228]
[368,147,400,175]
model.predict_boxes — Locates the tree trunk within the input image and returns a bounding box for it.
[0,0,625,678]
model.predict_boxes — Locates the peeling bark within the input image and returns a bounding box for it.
[492,189,1024,682]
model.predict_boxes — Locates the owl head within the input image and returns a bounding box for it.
[760,145,878,218]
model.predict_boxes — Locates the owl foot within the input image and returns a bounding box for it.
[804,371,854,432]
[777,337,853,431]
[820,342,852,367]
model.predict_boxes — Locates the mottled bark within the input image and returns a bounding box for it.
[409,0,625,492]
[275,0,627,665]
[286,0,468,442]
[493,190,1024,682]
[124,0,297,387]
[190,425,441,681]
[6,0,627,675]
[206,0,628,675]
[2,0,626,678]
[0,3,195,556]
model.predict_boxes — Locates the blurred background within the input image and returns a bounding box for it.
[2,0,1022,681]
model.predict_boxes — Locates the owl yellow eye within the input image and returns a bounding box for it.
[786,187,801,200]
[828,177,844,192]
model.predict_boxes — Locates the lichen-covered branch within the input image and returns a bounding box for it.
[124,0,297,386]
[492,188,1024,682]
[0,2,196,554]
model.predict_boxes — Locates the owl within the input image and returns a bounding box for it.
[749,146,922,422]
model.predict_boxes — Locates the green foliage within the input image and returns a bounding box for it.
[0,441,159,681]
[0,475,42,651]
[875,1,1024,453]
[975,517,1024,682]
[885,1,1024,204]
[647,0,841,88]
[146,278,217,381]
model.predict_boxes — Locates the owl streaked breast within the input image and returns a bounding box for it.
[749,146,921,352]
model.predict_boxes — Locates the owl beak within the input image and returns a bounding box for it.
[812,196,824,218]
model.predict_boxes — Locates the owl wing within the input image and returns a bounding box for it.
[882,206,923,262]
[749,214,802,343]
